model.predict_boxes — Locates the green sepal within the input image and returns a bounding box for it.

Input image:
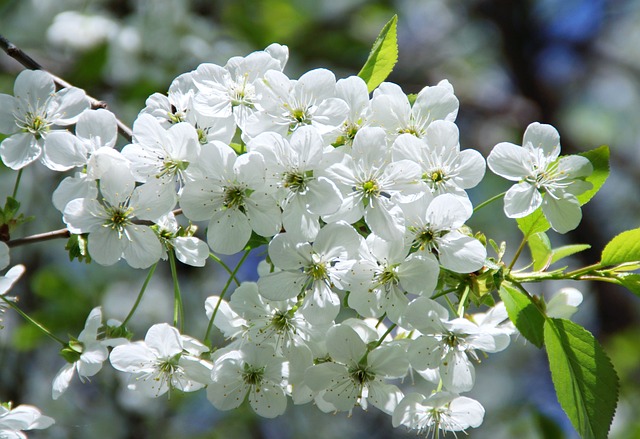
[357,15,398,93]
[60,342,83,363]
[544,318,619,439]
[66,234,92,264]
[498,283,546,348]
[105,324,133,340]
[243,232,270,251]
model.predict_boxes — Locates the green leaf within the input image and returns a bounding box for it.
[357,15,398,93]
[498,284,546,348]
[601,228,640,266]
[544,318,619,439]
[550,244,591,265]
[577,145,609,206]
[517,208,550,237]
[528,232,552,271]
[617,273,640,298]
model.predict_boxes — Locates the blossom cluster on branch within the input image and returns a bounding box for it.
[0,30,625,439]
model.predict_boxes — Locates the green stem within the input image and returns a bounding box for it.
[209,253,241,286]
[1,295,65,345]
[457,286,470,318]
[11,169,22,199]
[473,191,506,213]
[204,249,251,342]
[371,323,396,350]
[168,250,183,332]
[120,262,157,327]
[508,236,528,270]
[565,262,604,278]
[444,294,457,315]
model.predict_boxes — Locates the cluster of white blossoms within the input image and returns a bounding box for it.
[0,42,593,437]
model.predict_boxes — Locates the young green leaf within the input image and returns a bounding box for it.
[616,273,640,298]
[544,318,619,439]
[601,228,640,266]
[357,15,398,93]
[499,284,546,348]
[577,145,609,206]
[550,244,591,265]
[517,207,550,237]
[528,232,552,271]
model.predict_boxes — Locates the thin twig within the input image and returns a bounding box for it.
[6,209,185,247]
[0,34,133,142]
[6,228,70,248]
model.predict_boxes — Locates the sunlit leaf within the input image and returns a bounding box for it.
[577,145,609,206]
[357,15,398,93]
[601,228,640,266]
[499,284,545,348]
[550,244,591,265]
[544,318,619,439]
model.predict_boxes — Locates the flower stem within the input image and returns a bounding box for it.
[508,236,528,270]
[473,191,506,213]
[203,249,251,343]
[1,295,65,345]
[120,261,157,327]
[371,323,396,350]
[457,285,470,318]
[209,253,241,286]
[11,169,22,199]
[168,250,184,332]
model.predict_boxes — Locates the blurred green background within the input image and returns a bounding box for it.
[1,0,639,438]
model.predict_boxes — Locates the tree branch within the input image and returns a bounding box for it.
[6,228,70,248]
[0,34,133,142]
[6,209,185,248]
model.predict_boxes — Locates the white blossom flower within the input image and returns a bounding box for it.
[179,142,281,254]
[43,108,117,171]
[207,344,288,418]
[323,127,422,241]
[122,114,200,199]
[392,121,485,201]
[0,402,55,439]
[109,323,212,397]
[405,297,509,393]
[304,324,407,414]
[330,75,372,147]
[193,45,288,131]
[46,11,118,51]
[155,213,209,267]
[546,287,583,319]
[226,281,323,355]
[370,80,458,140]
[392,392,484,436]
[247,125,342,240]
[487,122,593,233]
[0,69,89,170]
[141,71,236,145]
[343,233,439,324]
[63,164,175,268]
[257,222,363,324]
[245,68,349,138]
[402,193,486,273]
[52,307,125,399]
[0,265,25,327]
